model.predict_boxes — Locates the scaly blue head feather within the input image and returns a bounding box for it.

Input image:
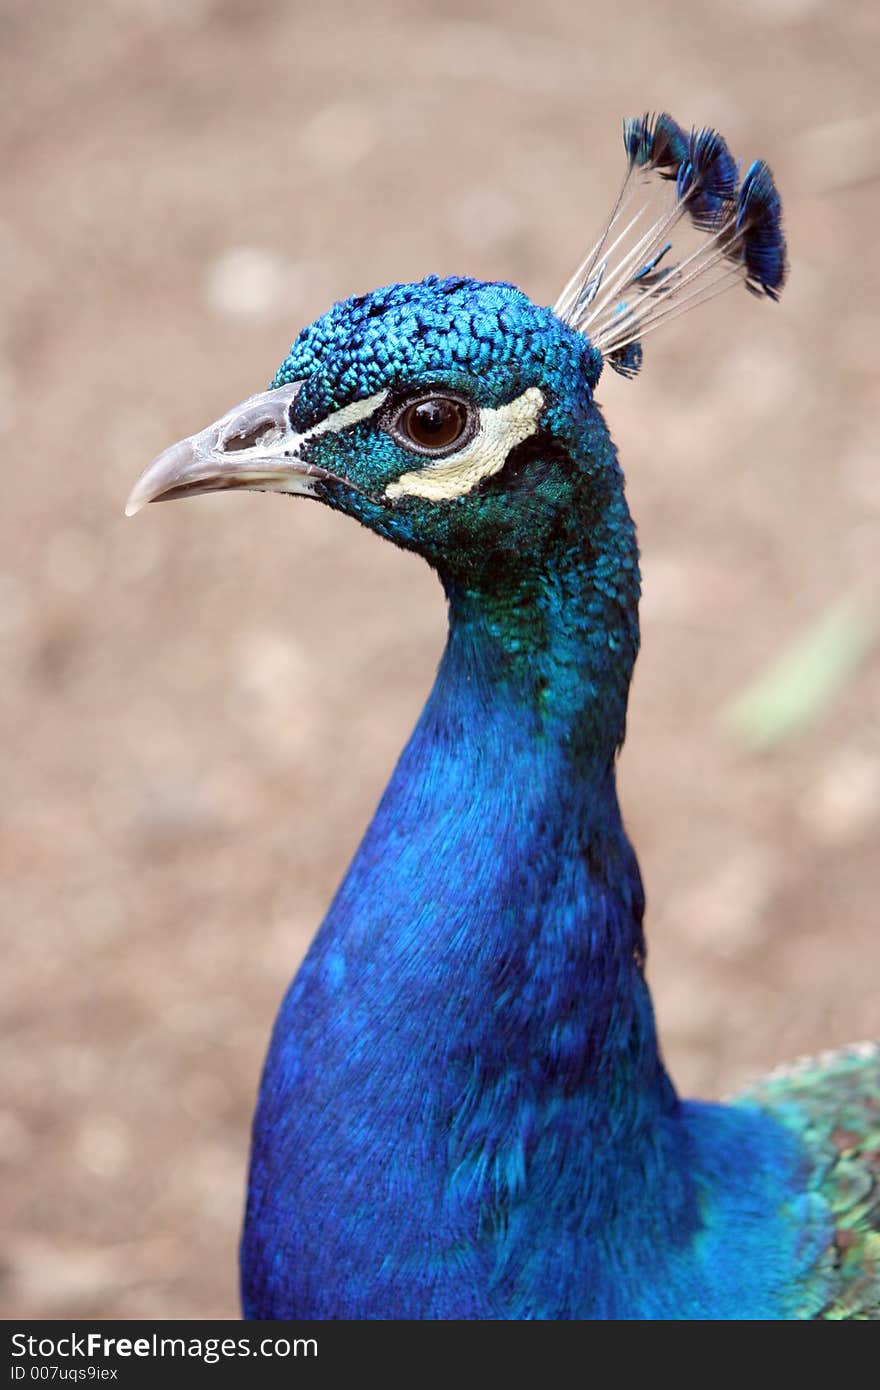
[269,275,622,614]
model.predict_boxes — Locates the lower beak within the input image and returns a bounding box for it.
[125,381,329,517]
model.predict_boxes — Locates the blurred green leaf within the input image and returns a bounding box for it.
[720,592,879,752]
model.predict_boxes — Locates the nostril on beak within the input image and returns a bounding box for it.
[223,420,285,452]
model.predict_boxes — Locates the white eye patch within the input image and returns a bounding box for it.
[384,387,544,502]
[305,390,390,441]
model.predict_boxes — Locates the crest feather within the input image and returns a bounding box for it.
[554,112,788,378]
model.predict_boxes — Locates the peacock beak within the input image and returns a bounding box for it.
[125,380,330,517]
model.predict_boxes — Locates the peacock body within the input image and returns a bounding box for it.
[128,114,879,1320]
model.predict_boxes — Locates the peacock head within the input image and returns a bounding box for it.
[127,114,786,595]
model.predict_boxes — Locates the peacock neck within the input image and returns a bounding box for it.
[433,557,667,1104]
[246,508,828,1319]
[316,527,677,1166]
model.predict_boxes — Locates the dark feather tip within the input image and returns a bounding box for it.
[608,339,644,378]
[623,114,653,165]
[678,127,739,230]
[652,113,689,177]
[623,111,688,180]
[733,160,787,299]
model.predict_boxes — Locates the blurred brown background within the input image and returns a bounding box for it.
[2,0,878,1320]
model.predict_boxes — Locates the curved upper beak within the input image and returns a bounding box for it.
[125,381,329,517]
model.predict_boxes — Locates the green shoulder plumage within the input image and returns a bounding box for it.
[735,1041,880,1319]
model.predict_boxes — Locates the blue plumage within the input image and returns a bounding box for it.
[735,159,787,299]
[623,111,688,175]
[564,112,787,377]
[126,112,877,1320]
[678,127,738,229]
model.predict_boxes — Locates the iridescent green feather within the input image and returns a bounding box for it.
[735,1042,880,1319]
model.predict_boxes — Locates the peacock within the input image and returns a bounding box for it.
[127,113,879,1320]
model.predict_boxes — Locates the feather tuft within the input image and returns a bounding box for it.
[679,127,738,230]
[731,160,787,300]
[554,113,786,378]
[607,339,643,379]
[625,112,689,178]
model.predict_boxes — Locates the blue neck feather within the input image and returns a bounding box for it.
[242,516,833,1317]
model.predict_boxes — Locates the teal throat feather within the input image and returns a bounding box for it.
[127,113,879,1319]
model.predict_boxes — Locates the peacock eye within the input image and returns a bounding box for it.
[390,393,477,457]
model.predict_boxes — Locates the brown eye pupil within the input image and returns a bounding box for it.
[403,398,467,451]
